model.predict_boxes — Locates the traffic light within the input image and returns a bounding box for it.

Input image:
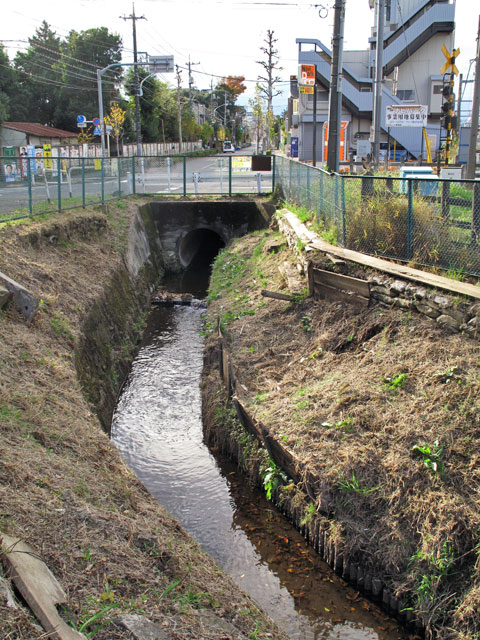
[440,75,456,130]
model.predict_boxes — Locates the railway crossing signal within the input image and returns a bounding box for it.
[440,45,460,76]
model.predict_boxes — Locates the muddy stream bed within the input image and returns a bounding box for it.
[111,268,408,640]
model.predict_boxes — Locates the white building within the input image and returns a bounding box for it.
[289,0,455,163]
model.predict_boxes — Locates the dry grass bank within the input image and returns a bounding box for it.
[0,200,286,640]
[203,225,480,640]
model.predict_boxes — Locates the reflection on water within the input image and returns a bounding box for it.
[111,270,407,640]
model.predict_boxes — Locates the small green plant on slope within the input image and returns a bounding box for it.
[300,502,316,526]
[337,472,379,495]
[407,539,455,618]
[412,440,445,475]
[62,584,124,638]
[382,372,407,390]
[301,314,312,332]
[261,459,287,500]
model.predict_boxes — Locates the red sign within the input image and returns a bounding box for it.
[299,64,316,86]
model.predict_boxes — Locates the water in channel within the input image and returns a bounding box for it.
[111,263,408,640]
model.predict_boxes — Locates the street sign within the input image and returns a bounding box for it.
[299,85,314,94]
[92,117,101,127]
[299,64,316,86]
[385,105,428,127]
[77,123,87,128]
[93,126,101,135]
[77,114,86,124]
[148,55,174,73]
[441,45,460,75]
[105,125,113,134]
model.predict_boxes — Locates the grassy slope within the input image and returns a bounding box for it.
[203,224,480,640]
[0,200,286,640]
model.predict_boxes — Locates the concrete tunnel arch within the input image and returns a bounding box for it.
[177,228,226,269]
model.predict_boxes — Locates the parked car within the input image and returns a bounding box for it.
[223,141,235,153]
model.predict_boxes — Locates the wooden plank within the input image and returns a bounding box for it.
[314,282,369,308]
[281,208,480,301]
[261,289,293,301]
[325,253,346,266]
[1,534,86,640]
[311,267,370,298]
[308,234,480,301]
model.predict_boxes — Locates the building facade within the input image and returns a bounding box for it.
[288,0,455,164]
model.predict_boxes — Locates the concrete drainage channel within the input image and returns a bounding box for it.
[111,270,407,640]
[110,199,409,639]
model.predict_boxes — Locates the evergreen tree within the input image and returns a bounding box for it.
[13,21,62,125]
[54,27,123,131]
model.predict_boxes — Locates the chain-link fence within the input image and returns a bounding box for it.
[275,155,480,276]
[0,155,274,223]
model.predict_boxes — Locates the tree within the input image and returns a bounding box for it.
[215,76,247,141]
[256,30,283,150]
[13,21,62,125]
[200,122,214,147]
[249,84,267,154]
[0,45,17,125]
[104,103,125,156]
[54,27,123,131]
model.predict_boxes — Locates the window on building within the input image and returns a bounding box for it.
[396,89,416,102]
[433,85,443,95]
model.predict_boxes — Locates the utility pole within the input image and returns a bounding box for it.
[372,0,385,167]
[176,65,183,153]
[187,56,201,114]
[466,16,480,180]
[121,4,146,157]
[327,0,346,172]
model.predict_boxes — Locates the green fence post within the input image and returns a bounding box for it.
[307,167,311,211]
[57,158,62,211]
[229,155,232,196]
[101,158,105,204]
[132,156,136,195]
[407,179,413,260]
[341,176,346,246]
[81,158,85,207]
[320,170,324,208]
[289,160,292,200]
[117,158,121,198]
[183,156,187,196]
[27,159,33,217]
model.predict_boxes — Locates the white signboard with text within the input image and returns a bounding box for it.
[385,105,428,127]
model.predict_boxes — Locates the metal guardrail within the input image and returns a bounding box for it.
[0,155,275,223]
[275,155,480,276]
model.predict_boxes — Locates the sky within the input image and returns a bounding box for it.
[0,0,477,116]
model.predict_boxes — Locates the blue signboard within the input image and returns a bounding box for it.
[290,136,299,158]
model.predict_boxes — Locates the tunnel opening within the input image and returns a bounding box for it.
[178,228,225,269]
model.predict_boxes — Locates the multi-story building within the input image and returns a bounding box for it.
[288,0,455,163]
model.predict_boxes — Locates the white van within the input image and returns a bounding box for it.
[223,141,234,153]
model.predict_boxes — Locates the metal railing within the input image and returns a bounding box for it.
[0,155,275,223]
[275,155,480,276]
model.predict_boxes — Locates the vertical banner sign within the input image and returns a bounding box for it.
[323,122,348,161]
[299,64,316,86]
[43,144,52,169]
[27,145,36,176]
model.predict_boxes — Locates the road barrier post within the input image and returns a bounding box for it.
[101,159,105,204]
[229,155,232,196]
[182,157,187,196]
[57,158,62,211]
[132,157,136,195]
[81,158,86,207]
[27,159,33,218]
